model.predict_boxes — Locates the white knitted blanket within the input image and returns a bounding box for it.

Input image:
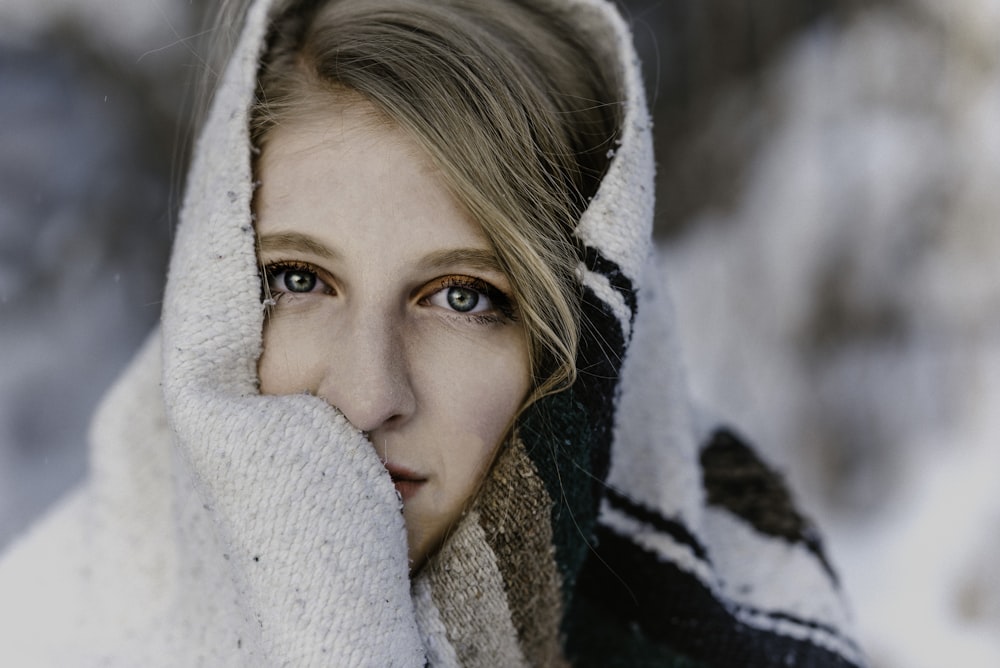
[0,0,864,665]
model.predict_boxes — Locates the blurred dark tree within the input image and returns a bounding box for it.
[0,16,201,544]
[620,0,889,237]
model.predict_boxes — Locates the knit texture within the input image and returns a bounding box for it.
[0,0,866,665]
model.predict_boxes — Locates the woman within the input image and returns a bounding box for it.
[0,0,865,665]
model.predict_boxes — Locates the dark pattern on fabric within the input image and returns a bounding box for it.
[568,528,862,668]
[566,590,710,668]
[518,390,598,600]
[584,245,638,319]
[701,428,838,582]
[575,283,627,499]
[518,281,626,599]
[604,488,712,564]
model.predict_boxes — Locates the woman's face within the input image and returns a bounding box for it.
[255,101,531,569]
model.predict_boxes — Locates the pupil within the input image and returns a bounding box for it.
[284,271,315,292]
[447,287,478,312]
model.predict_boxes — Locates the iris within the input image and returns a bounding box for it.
[284,270,316,292]
[446,286,479,312]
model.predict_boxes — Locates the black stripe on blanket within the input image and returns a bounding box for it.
[604,488,712,565]
[700,428,838,583]
[566,528,863,668]
[584,245,638,322]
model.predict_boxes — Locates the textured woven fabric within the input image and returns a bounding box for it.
[0,0,865,665]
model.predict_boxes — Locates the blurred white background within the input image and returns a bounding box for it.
[1,1,998,666]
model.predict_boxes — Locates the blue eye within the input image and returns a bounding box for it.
[282,269,317,292]
[445,286,481,312]
[424,276,517,322]
[429,284,491,314]
[264,262,327,295]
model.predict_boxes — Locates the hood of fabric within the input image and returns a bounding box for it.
[162,0,657,657]
[0,0,864,666]
[161,0,661,659]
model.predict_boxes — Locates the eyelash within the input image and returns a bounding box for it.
[423,275,518,324]
[260,261,518,324]
[262,260,333,303]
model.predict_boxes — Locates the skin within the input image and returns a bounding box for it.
[255,99,531,570]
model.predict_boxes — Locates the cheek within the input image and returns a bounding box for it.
[422,329,531,482]
[463,360,528,446]
[405,334,529,563]
[257,308,327,395]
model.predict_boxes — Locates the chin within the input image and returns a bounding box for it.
[403,513,452,573]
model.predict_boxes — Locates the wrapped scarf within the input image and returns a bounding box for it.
[0,0,865,665]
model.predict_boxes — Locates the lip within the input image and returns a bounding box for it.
[384,462,428,501]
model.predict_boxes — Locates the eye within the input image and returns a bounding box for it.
[264,262,329,295]
[281,269,317,292]
[428,284,492,314]
[422,275,518,323]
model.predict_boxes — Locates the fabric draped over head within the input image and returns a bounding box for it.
[0,0,866,666]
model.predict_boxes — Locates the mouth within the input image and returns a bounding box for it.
[384,462,427,501]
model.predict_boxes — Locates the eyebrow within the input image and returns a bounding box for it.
[257,232,341,261]
[257,231,503,275]
[417,248,504,275]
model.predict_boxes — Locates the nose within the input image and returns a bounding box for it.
[315,311,416,434]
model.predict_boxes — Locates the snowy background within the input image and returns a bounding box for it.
[1,1,998,666]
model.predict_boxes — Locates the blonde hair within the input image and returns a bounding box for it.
[244,0,621,397]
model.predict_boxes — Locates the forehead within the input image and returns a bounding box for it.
[254,101,492,262]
